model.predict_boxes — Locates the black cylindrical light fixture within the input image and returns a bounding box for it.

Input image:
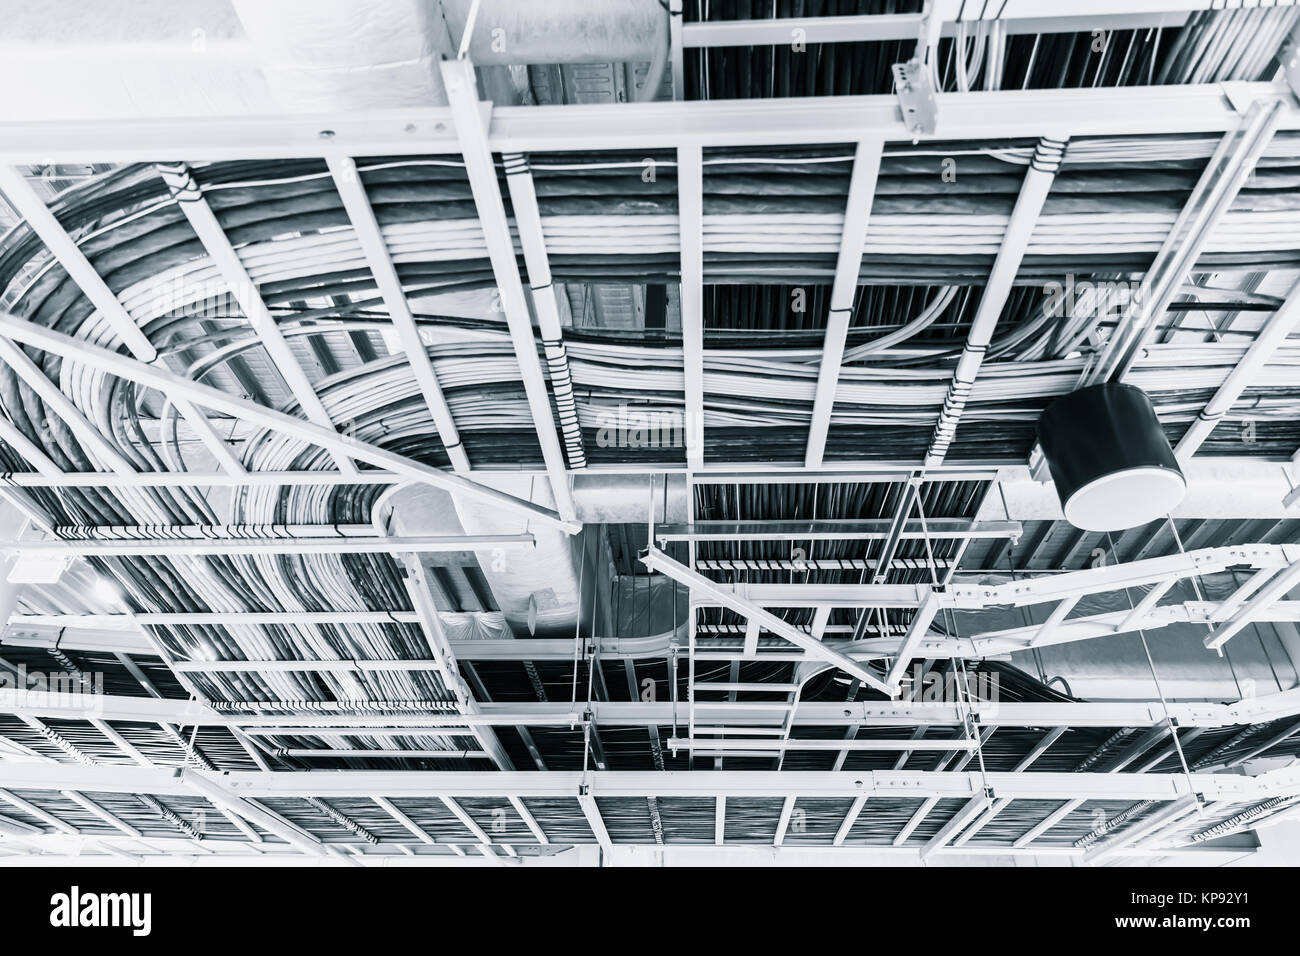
[1036,383,1186,532]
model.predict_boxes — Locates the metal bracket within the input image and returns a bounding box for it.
[1275,24,1300,101]
[893,59,937,138]
[1027,444,1052,483]
[1220,82,1265,115]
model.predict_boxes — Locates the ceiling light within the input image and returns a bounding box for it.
[91,578,122,605]
[1037,383,1187,532]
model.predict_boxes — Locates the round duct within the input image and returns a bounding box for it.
[1036,383,1186,532]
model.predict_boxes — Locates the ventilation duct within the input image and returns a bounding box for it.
[378,477,687,639]
[1037,383,1187,532]
[232,0,455,110]
[232,0,666,111]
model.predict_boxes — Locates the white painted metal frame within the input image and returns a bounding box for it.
[805,139,882,467]
[0,311,577,532]
[0,533,532,558]
[0,764,1292,807]
[0,165,243,473]
[439,57,576,521]
[1176,273,1300,460]
[679,5,1201,47]
[326,154,471,473]
[158,163,356,474]
[501,153,586,468]
[1204,558,1300,650]
[1095,97,1285,383]
[642,545,896,695]
[3,85,1297,164]
[677,143,705,471]
[8,686,1300,732]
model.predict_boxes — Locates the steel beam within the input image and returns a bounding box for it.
[1177,275,1300,460]
[0,414,60,476]
[655,519,1021,542]
[681,7,1197,47]
[1204,559,1300,650]
[8,684,1299,733]
[0,534,532,558]
[1096,98,1285,383]
[439,58,576,521]
[183,770,326,858]
[885,587,941,689]
[326,155,470,473]
[0,763,1294,807]
[668,737,978,754]
[399,553,514,771]
[158,163,355,474]
[1,85,1295,163]
[0,337,135,474]
[13,596,1300,664]
[805,139,882,467]
[677,143,705,470]
[578,789,613,854]
[920,794,990,859]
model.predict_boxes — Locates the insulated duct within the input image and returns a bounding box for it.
[232,0,455,110]
[438,0,664,66]
[0,0,276,121]
[231,0,666,111]
[0,0,666,120]
[378,476,687,638]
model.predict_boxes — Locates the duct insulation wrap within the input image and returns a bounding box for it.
[232,0,665,111]
[379,481,582,639]
[380,476,688,640]
[233,0,454,109]
[1037,382,1186,532]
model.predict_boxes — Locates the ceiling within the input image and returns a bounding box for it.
[0,0,1298,867]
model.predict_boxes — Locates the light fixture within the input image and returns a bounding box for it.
[91,577,122,605]
[1037,383,1187,532]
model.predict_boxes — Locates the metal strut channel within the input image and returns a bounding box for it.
[926,136,1067,467]
[440,57,577,522]
[500,152,587,469]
